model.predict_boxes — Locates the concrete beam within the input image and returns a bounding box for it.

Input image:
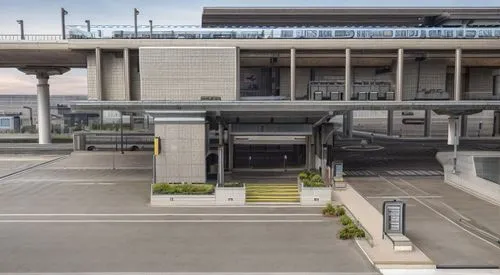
[66,39,500,50]
[76,101,500,114]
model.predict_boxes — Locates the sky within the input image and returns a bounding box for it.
[0,0,499,95]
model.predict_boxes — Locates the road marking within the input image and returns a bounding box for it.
[0,273,381,275]
[393,177,431,196]
[380,176,500,251]
[0,213,323,217]
[0,219,325,223]
[69,182,117,185]
[366,195,442,199]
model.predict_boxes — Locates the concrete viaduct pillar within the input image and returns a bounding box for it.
[18,67,69,144]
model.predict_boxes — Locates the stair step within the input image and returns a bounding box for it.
[246,198,300,202]
[247,195,300,199]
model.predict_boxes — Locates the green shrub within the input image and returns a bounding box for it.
[340,214,353,226]
[298,171,311,181]
[335,206,346,216]
[322,203,337,216]
[300,170,325,187]
[338,223,366,240]
[221,182,244,187]
[152,183,214,195]
[303,181,325,187]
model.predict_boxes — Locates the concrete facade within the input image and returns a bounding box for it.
[154,118,206,183]
[139,47,239,101]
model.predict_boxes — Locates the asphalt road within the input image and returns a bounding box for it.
[349,176,500,267]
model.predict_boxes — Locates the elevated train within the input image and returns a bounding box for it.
[97,27,500,39]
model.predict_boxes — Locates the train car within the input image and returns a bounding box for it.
[109,27,500,40]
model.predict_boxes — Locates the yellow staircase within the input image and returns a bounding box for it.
[245,183,300,203]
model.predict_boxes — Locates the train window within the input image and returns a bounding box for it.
[280,30,294,38]
[395,30,407,37]
[0,118,10,127]
[334,30,354,38]
[318,30,333,38]
[478,29,493,37]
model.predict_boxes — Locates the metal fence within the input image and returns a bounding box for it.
[0,34,62,41]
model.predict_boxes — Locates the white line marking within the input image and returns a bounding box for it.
[0,219,324,223]
[366,195,442,199]
[0,213,323,217]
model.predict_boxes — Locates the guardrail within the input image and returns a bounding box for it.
[0,34,63,41]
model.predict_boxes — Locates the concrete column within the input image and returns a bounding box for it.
[218,122,224,185]
[424,110,432,137]
[396,48,404,101]
[290,48,296,101]
[123,48,131,100]
[235,47,240,100]
[461,115,468,137]
[454,48,462,101]
[345,48,352,101]
[494,111,500,136]
[314,127,322,170]
[95,47,103,100]
[387,110,394,136]
[345,111,353,138]
[305,136,310,169]
[36,74,51,144]
[18,66,69,145]
[228,124,234,171]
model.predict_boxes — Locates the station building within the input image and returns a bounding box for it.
[3,7,500,183]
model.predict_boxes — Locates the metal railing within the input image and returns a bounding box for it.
[0,34,62,41]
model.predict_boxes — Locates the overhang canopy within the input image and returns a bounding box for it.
[202,7,500,27]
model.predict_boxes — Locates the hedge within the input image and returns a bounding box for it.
[152,183,215,195]
[298,170,325,187]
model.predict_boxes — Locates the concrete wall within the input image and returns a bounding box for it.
[86,52,128,101]
[155,122,206,183]
[466,67,500,100]
[403,60,447,100]
[436,151,500,206]
[280,67,311,99]
[101,52,126,100]
[140,47,238,100]
[130,52,141,101]
[87,53,97,100]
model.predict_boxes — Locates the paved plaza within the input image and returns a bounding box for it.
[0,153,375,273]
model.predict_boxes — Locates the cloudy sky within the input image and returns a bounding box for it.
[0,0,497,95]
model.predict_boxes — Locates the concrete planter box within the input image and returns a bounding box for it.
[299,180,332,206]
[151,194,216,206]
[215,185,246,206]
[150,184,216,206]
